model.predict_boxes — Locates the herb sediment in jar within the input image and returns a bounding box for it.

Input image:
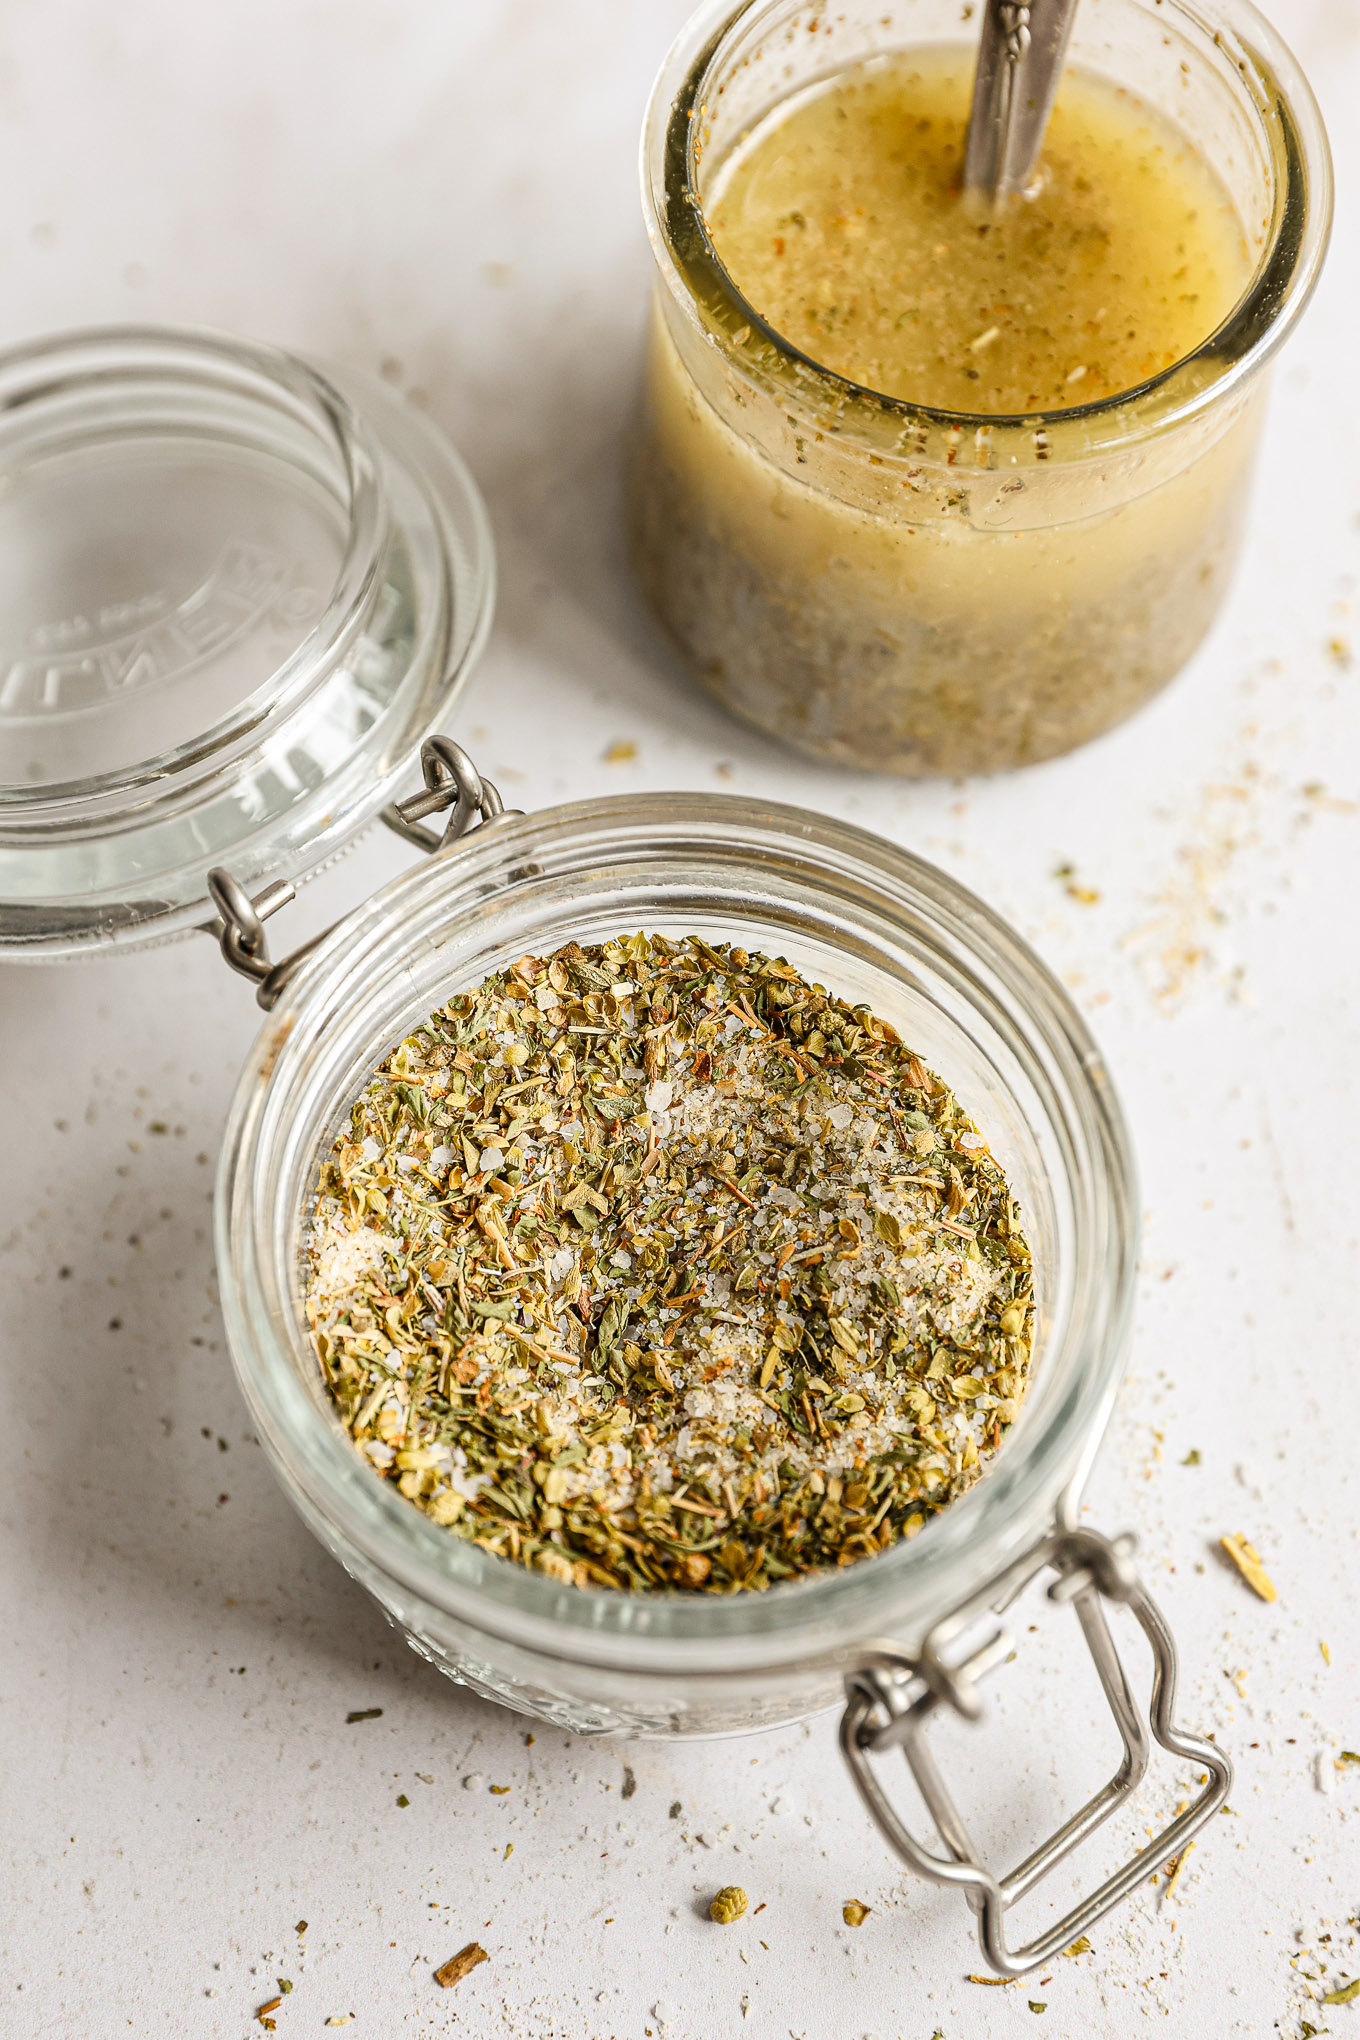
[304,935,1034,1592]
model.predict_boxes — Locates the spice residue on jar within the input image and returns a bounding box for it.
[705,50,1249,414]
[304,935,1033,1592]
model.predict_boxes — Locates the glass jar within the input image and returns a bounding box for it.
[0,322,1229,1974]
[215,791,1227,1972]
[630,0,1332,775]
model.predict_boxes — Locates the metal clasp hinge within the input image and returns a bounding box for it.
[205,737,516,1009]
[839,1525,1231,1977]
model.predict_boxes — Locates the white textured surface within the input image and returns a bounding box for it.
[2,3,1358,2034]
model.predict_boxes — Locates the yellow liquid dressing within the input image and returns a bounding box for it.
[706,50,1251,414]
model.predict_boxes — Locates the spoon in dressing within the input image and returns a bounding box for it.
[963,0,1080,202]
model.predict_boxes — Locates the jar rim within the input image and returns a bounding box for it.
[217,793,1140,1680]
[641,0,1333,449]
[0,324,496,956]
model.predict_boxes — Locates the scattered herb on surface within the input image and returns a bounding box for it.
[1220,1532,1278,1602]
[434,1944,489,1989]
[843,1900,871,1926]
[1161,1840,1195,1904]
[709,1886,749,1924]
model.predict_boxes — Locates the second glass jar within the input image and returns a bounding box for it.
[630,0,1330,775]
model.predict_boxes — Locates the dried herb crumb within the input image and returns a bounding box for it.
[396,1794,410,1807]
[621,1766,637,1798]
[435,1943,489,1988]
[842,1900,871,1926]
[305,936,1033,1596]
[1220,1532,1278,1602]
[1062,1936,1092,1956]
[1324,1979,1360,2006]
[1181,1449,1200,1467]
[710,1886,748,1924]
[489,1784,511,1795]
[1029,2003,1048,2014]
[669,1800,683,1819]
[346,1708,383,1722]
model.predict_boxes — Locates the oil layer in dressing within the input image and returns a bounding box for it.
[706,49,1251,414]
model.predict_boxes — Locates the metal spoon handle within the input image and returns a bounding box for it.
[964,0,1080,202]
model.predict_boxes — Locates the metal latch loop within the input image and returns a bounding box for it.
[206,735,515,1009]
[839,1525,1231,1976]
[381,735,506,854]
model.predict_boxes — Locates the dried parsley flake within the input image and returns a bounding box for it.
[305,935,1034,1594]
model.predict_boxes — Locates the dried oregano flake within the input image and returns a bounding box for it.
[304,935,1034,1594]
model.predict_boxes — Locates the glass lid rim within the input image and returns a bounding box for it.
[0,321,388,818]
[217,790,1141,1671]
[0,321,497,958]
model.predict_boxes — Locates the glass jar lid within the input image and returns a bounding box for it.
[0,325,494,956]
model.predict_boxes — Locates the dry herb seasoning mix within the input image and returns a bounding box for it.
[304,936,1034,1592]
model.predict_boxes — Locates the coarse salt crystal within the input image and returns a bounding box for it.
[646,1079,673,1114]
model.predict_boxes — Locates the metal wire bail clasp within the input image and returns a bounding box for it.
[839,1525,1232,1977]
[381,736,507,854]
[207,736,514,1009]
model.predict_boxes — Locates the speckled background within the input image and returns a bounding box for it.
[1,3,1357,2034]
